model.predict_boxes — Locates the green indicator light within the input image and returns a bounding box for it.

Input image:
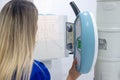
[77,39,82,49]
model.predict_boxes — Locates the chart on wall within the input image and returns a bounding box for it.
[34,15,67,60]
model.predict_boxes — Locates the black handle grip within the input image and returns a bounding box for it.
[70,1,80,16]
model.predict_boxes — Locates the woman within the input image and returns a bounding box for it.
[0,0,80,80]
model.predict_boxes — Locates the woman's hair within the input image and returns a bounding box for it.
[0,0,38,80]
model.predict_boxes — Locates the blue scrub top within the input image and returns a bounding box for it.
[30,60,51,80]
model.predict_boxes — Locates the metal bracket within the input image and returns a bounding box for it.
[66,22,74,54]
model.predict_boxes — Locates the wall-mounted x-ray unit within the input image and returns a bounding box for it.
[66,1,98,74]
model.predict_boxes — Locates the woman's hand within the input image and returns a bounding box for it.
[67,59,80,80]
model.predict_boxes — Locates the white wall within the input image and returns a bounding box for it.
[34,0,97,80]
[34,0,97,22]
[0,0,9,11]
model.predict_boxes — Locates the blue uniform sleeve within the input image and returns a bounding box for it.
[30,60,51,80]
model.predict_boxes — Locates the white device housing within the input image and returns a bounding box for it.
[95,0,120,80]
[34,15,68,60]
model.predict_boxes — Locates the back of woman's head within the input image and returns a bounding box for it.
[0,0,38,80]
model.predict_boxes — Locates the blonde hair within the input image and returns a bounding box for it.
[0,0,38,80]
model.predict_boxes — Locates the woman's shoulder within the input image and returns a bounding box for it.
[30,60,51,80]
